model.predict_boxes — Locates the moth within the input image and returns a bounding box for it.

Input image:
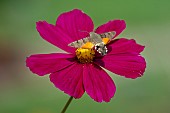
[68,31,116,56]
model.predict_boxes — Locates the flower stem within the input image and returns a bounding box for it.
[61,96,73,113]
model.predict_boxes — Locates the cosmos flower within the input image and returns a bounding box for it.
[26,9,146,102]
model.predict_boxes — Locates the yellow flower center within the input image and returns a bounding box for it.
[76,48,95,63]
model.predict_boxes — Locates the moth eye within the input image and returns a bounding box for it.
[95,45,101,51]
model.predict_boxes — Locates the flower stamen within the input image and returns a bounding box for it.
[76,48,95,63]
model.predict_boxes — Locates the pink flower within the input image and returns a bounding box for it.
[26,9,146,102]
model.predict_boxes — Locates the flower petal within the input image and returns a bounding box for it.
[36,21,76,53]
[26,53,76,76]
[83,64,116,102]
[95,38,146,79]
[108,38,145,54]
[95,20,126,38]
[50,63,84,98]
[56,9,94,41]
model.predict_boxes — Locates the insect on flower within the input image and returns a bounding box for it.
[68,31,116,56]
[26,9,146,103]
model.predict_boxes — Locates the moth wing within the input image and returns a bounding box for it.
[68,37,90,48]
[68,41,81,48]
[99,31,116,39]
[89,32,103,44]
[99,31,116,44]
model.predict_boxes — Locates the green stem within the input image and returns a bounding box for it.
[61,96,73,113]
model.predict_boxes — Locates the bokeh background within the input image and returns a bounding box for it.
[0,0,170,113]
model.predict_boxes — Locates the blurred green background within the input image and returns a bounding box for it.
[0,0,170,113]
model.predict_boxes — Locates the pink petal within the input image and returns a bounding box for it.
[95,20,126,38]
[50,63,84,98]
[56,9,94,41]
[108,38,145,54]
[26,53,76,76]
[95,38,146,79]
[83,64,116,102]
[36,21,76,53]
[95,54,146,79]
